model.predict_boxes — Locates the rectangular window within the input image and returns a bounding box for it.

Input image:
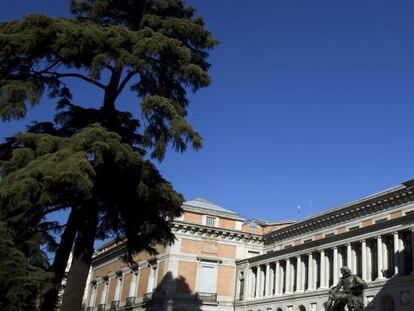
[197,263,217,293]
[405,210,414,215]
[249,226,256,234]
[284,244,293,249]
[348,226,359,231]
[375,218,387,224]
[325,232,335,238]
[303,238,313,243]
[206,216,217,227]
[238,277,245,301]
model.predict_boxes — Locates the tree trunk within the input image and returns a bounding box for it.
[59,205,98,311]
[102,69,121,121]
[40,209,79,311]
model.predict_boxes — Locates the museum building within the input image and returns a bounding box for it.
[83,180,414,311]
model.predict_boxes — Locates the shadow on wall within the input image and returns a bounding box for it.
[362,249,413,311]
[145,271,203,311]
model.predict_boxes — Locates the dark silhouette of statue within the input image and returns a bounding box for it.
[325,266,367,311]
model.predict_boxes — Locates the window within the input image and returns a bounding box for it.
[249,226,256,234]
[284,244,293,249]
[238,271,245,301]
[205,216,217,227]
[303,238,313,243]
[197,263,217,293]
[348,226,359,231]
[405,210,414,215]
[325,232,335,238]
[375,218,387,224]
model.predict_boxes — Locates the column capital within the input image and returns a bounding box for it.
[410,227,414,232]
[361,239,366,243]
[376,235,382,240]
[393,231,399,236]
[332,246,338,250]
[320,249,325,254]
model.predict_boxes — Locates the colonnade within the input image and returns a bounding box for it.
[241,229,414,300]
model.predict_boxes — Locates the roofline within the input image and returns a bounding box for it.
[182,204,245,221]
[299,181,410,222]
[263,178,414,240]
[248,219,297,226]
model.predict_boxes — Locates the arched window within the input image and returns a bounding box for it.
[276,308,283,311]
[298,305,306,311]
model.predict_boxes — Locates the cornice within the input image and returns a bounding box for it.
[173,221,263,244]
[264,186,414,244]
[91,221,264,267]
[182,205,244,221]
[241,212,414,265]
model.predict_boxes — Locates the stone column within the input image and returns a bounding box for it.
[347,243,352,271]
[296,256,302,292]
[274,261,280,295]
[393,232,400,276]
[286,258,291,293]
[361,240,367,281]
[411,228,414,275]
[244,267,250,300]
[269,263,275,296]
[255,266,261,298]
[399,235,406,275]
[265,263,271,296]
[320,250,326,289]
[377,236,384,280]
[307,253,314,291]
[333,247,338,284]
[366,242,372,281]
[259,265,264,297]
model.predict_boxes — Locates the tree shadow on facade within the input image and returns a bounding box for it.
[361,237,413,311]
[145,271,202,311]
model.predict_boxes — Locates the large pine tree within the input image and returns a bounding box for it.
[0,0,217,310]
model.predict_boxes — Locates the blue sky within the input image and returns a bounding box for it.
[1,0,414,223]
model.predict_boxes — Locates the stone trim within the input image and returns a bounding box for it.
[242,212,414,265]
[265,186,414,244]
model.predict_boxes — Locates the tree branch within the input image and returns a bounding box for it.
[38,60,62,74]
[117,70,137,96]
[44,71,106,90]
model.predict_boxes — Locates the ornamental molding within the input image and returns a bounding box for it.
[265,187,414,244]
[173,221,263,244]
[241,212,414,266]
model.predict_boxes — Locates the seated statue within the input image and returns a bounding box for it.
[325,266,367,311]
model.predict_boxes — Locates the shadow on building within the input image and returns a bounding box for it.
[361,247,413,311]
[144,272,203,311]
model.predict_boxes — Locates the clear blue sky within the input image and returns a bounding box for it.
[1,0,414,223]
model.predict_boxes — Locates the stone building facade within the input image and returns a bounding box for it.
[84,180,414,311]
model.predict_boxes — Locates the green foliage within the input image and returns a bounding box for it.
[0,125,183,258]
[0,0,218,160]
[0,1,216,307]
[0,221,51,311]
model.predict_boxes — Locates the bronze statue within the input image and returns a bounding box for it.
[325,266,367,311]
